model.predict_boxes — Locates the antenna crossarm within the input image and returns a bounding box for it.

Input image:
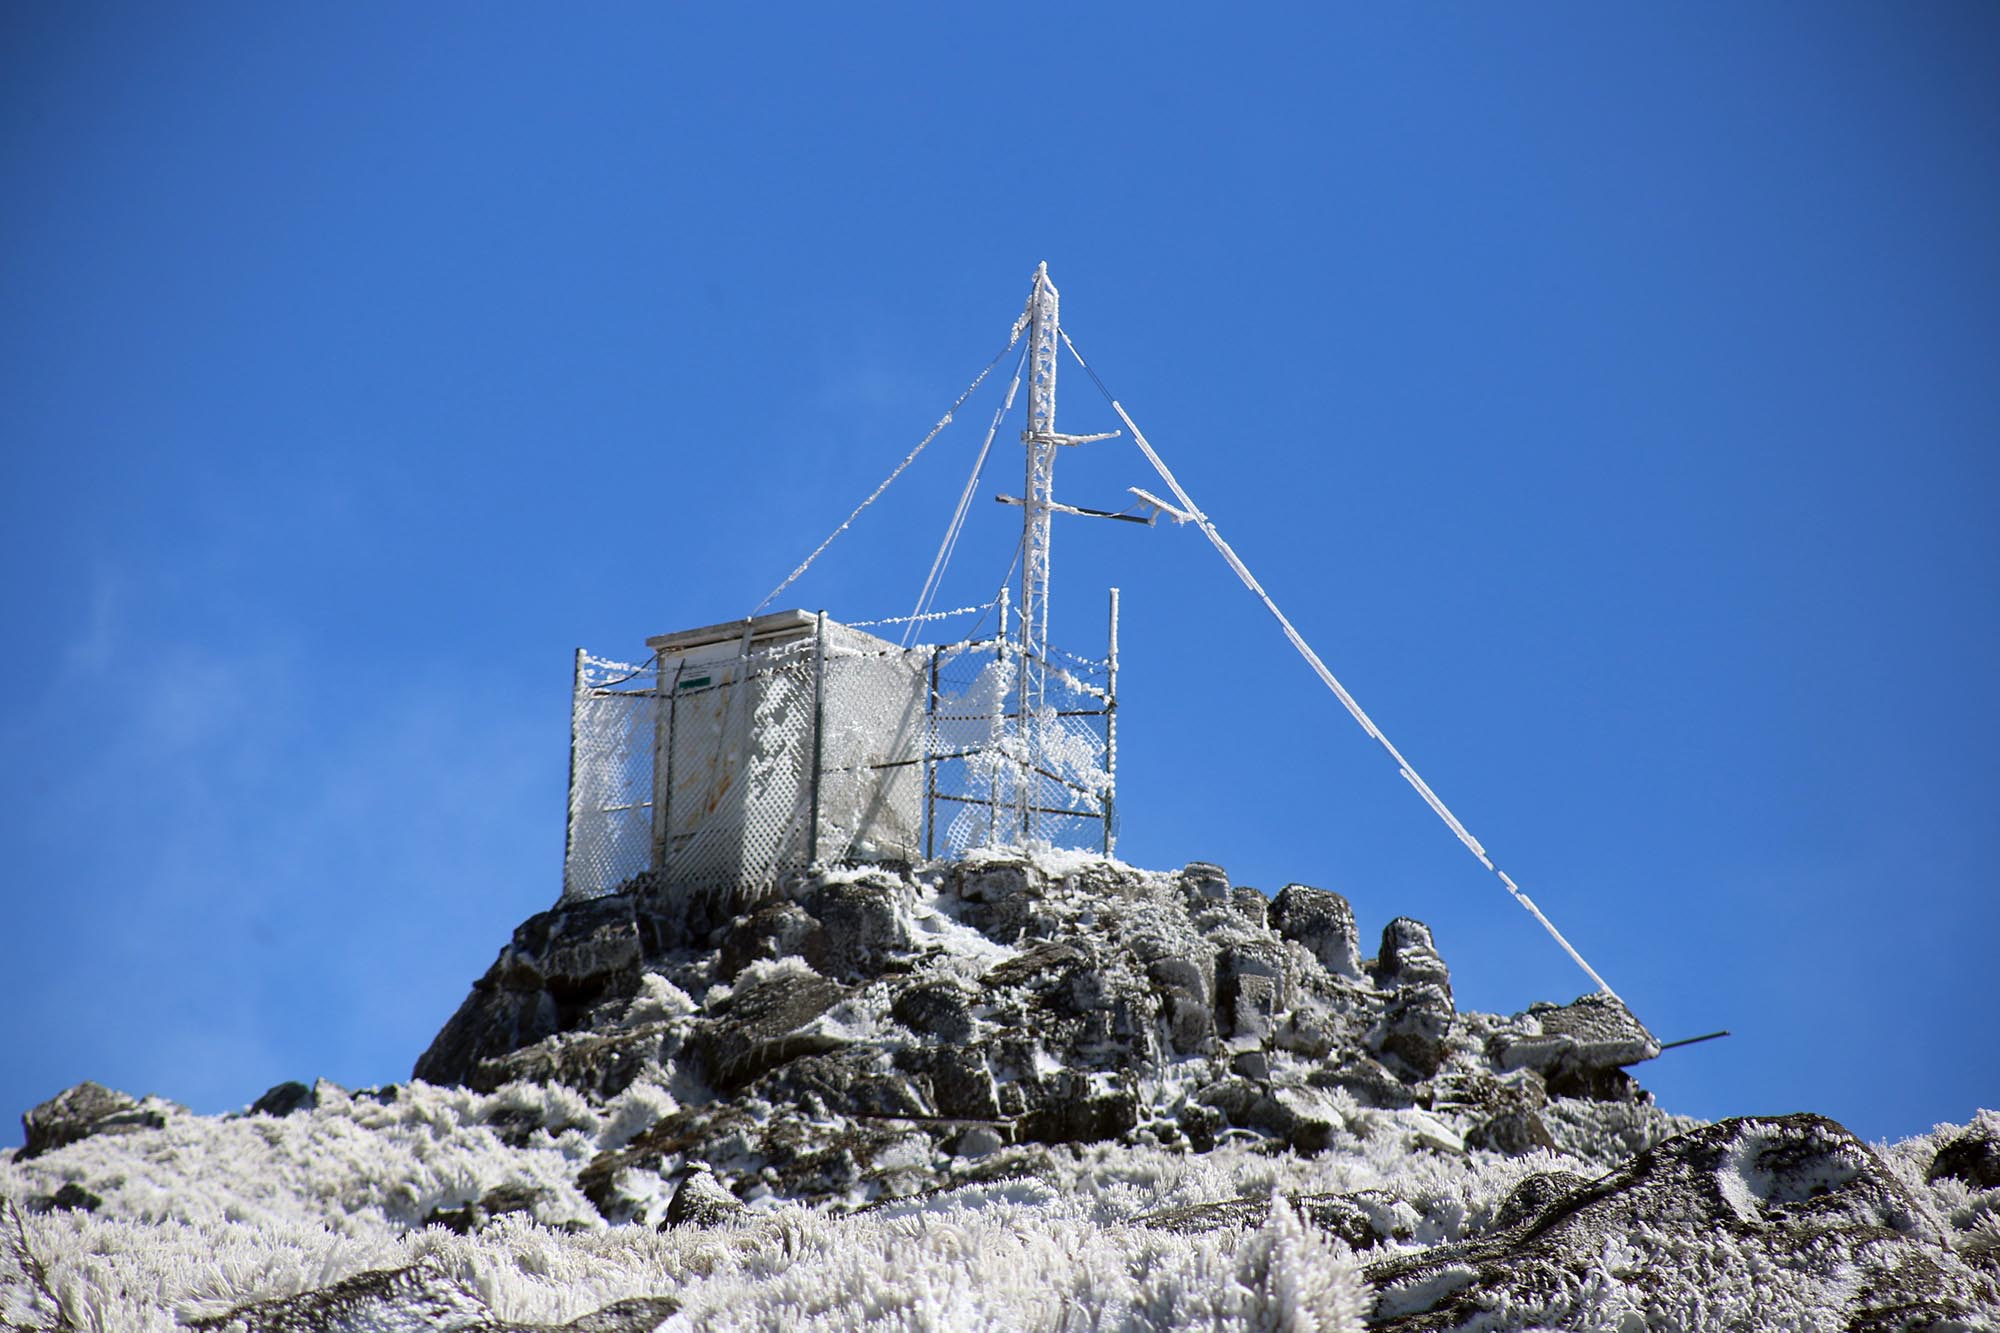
[1021,429,1120,448]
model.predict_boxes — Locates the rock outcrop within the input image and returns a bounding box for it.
[413,854,1675,1216]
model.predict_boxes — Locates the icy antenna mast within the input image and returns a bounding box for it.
[1018,263,1115,708]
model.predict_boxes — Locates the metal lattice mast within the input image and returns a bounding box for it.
[1014,264,1062,841]
[1020,262,1061,697]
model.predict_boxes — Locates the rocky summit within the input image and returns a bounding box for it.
[4,850,1997,1331]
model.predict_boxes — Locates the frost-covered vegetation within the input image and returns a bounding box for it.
[4,1085,1996,1331]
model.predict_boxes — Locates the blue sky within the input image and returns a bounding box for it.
[2,5,1994,1147]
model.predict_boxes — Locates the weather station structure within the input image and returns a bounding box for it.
[560,262,1648,1022]
[562,265,1160,913]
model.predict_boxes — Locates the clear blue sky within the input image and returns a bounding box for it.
[3,5,1994,1148]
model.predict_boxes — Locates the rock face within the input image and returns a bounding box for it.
[411,855,1676,1218]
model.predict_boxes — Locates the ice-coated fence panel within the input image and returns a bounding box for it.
[926,637,1113,857]
[656,647,815,905]
[817,647,926,864]
[563,655,659,900]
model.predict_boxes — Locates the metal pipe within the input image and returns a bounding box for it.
[810,610,828,866]
[1658,1030,1732,1052]
[991,586,1008,847]
[649,650,669,873]
[660,658,684,877]
[1105,586,1119,857]
[925,646,939,861]
[562,648,584,899]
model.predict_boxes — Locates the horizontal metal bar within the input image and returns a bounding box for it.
[930,792,1104,819]
[928,709,1108,723]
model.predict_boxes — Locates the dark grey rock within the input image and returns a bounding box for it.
[1309,1053,1419,1108]
[1270,883,1364,980]
[49,1181,101,1212]
[1929,1125,2000,1190]
[556,1297,684,1333]
[891,979,979,1045]
[1371,981,1455,1080]
[1230,1049,1271,1083]
[953,1126,1004,1159]
[1373,917,1452,1000]
[1229,886,1269,928]
[408,856,1691,1223]
[1018,1072,1138,1144]
[1489,1170,1588,1232]
[20,1082,166,1160]
[423,1183,542,1234]
[1139,1190,1402,1250]
[663,1166,744,1228]
[806,873,915,980]
[1145,954,1217,1055]
[470,1026,666,1098]
[951,856,1044,904]
[414,893,650,1088]
[1367,1114,1994,1332]
[719,901,821,980]
[185,1262,678,1331]
[1178,861,1231,902]
[1215,939,1289,1042]
[249,1080,316,1118]
[697,966,847,1090]
[900,1045,1003,1120]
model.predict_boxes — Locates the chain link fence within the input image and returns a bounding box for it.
[562,605,1115,906]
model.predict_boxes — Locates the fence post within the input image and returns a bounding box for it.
[650,650,668,874]
[656,657,686,880]
[925,644,939,862]
[562,648,584,900]
[990,586,1009,847]
[810,610,828,867]
[1105,587,1119,857]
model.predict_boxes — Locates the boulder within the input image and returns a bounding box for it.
[662,1165,745,1228]
[19,1082,167,1160]
[249,1080,316,1118]
[414,893,647,1088]
[1215,939,1289,1043]
[1928,1121,2000,1190]
[1373,917,1452,999]
[1270,883,1364,980]
[696,964,848,1090]
[1490,992,1661,1102]
[718,901,821,980]
[805,873,915,980]
[1370,981,1455,1080]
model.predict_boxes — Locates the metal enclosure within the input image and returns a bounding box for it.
[561,598,1117,908]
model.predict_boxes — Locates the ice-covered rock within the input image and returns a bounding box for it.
[1365,1112,2000,1331]
[18,1081,171,1160]
[393,855,1687,1217]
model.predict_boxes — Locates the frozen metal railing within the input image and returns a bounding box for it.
[561,601,1116,905]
